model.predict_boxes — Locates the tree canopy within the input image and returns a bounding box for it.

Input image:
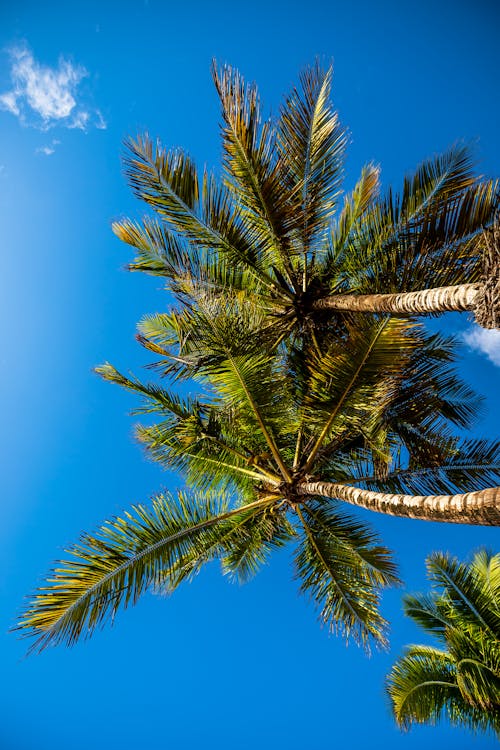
[17,63,500,653]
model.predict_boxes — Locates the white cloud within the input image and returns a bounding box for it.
[0,44,106,131]
[35,138,61,156]
[68,109,90,130]
[463,326,500,367]
[36,145,55,156]
[95,110,107,129]
[0,90,20,115]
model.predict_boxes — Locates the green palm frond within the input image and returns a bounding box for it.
[123,135,282,293]
[336,146,497,293]
[452,642,500,709]
[387,551,500,736]
[302,316,418,469]
[387,646,469,730]
[399,143,476,215]
[164,297,296,479]
[135,419,278,494]
[393,180,499,291]
[113,217,192,280]
[114,216,259,303]
[136,309,205,381]
[221,508,295,583]
[95,363,202,419]
[384,332,483,434]
[389,638,500,735]
[402,593,453,639]
[137,306,234,382]
[294,501,399,650]
[471,549,500,608]
[18,491,276,651]
[327,163,380,269]
[346,179,498,295]
[427,552,500,635]
[96,360,284,493]
[207,350,293,480]
[277,62,347,252]
[136,288,284,381]
[212,63,297,285]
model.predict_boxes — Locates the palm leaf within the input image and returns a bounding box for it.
[277,62,347,252]
[221,508,295,583]
[122,135,282,293]
[345,439,500,495]
[387,646,466,730]
[302,316,418,470]
[95,362,203,419]
[326,162,380,272]
[339,146,498,294]
[18,491,275,651]
[427,552,500,636]
[294,501,398,649]
[212,62,297,286]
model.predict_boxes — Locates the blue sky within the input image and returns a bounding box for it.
[1,1,499,748]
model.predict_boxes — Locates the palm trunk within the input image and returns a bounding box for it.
[297,480,500,526]
[312,231,499,329]
[312,284,479,315]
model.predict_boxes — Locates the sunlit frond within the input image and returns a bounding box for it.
[294,501,399,650]
[387,551,500,737]
[277,62,348,253]
[341,146,499,294]
[212,63,297,285]
[18,491,276,651]
[95,362,202,419]
[326,163,380,272]
[344,439,500,496]
[122,135,283,293]
[427,551,500,635]
[221,508,295,583]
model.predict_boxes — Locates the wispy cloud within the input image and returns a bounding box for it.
[0,44,106,131]
[35,138,61,156]
[463,326,500,367]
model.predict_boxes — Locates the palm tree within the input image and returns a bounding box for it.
[17,63,500,653]
[18,299,500,651]
[387,550,500,737]
[114,63,499,335]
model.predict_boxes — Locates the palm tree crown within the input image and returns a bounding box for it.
[387,550,500,737]
[17,63,500,654]
[18,295,500,651]
[115,62,499,340]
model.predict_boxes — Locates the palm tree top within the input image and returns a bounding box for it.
[114,62,499,337]
[387,550,500,737]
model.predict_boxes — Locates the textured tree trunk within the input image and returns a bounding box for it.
[312,284,479,315]
[312,230,499,329]
[297,481,500,526]
[475,224,500,329]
